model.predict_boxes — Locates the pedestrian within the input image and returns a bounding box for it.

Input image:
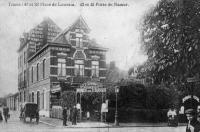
[197,112,200,123]
[3,105,9,123]
[36,108,39,124]
[185,109,200,132]
[72,106,77,125]
[167,105,178,126]
[62,107,67,126]
[0,111,3,122]
[86,111,90,120]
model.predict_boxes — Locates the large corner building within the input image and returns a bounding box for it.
[18,16,108,117]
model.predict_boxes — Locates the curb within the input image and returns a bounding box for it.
[40,121,112,128]
[39,120,186,128]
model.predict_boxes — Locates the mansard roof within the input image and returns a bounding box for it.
[18,17,62,52]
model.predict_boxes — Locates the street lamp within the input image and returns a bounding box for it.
[114,86,119,126]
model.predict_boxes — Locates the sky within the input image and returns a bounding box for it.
[0,0,159,97]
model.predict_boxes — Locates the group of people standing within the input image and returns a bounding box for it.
[62,106,78,126]
[0,105,10,123]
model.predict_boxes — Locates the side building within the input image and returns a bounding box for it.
[18,16,108,117]
[6,93,19,111]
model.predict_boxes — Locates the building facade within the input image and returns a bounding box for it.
[6,93,19,111]
[18,16,107,117]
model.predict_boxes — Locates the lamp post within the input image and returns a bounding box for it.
[114,86,119,126]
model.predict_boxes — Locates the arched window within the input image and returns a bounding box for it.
[43,59,46,79]
[37,63,39,81]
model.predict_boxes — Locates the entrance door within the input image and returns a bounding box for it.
[81,93,101,121]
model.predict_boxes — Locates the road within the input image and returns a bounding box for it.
[0,109,186,132]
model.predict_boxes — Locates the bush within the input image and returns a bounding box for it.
[106,82,181,123]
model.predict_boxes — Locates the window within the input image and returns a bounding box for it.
[58,58,66,76]
[24,91,26,102]
[24,70,26,81]
[41,90,44,109]
[24,70,26,87]
[18,57,20,68]
[76,37,83,47]
[92,61,99,77]
[37,63,39,81]
[75,29,83,48]
[31,67,33,83]
[32,92,34,103]
[37,91,40,109]
[24,51,26,64]
[75,60,84,76]
[19,92,22,102]
[43,59,46,79]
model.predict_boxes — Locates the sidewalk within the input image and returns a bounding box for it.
[39,116,187,128]
[40,117,112,128]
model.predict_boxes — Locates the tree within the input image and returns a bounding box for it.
[140,0,200,85]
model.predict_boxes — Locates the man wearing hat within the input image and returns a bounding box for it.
[184,97,200,132]
[185,108,200,132]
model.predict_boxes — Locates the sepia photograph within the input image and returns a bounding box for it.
[0,0,199,131]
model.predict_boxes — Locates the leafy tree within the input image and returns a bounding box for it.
[140,0,200,85]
